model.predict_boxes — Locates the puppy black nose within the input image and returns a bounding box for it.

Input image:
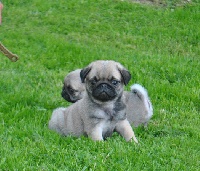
[100,84,109,91]
[101,84,107,88]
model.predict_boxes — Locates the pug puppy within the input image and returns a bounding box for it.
[49,60,138,143]
[61,70,153,127]
[61,69,85,103]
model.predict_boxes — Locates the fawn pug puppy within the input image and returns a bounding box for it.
[49,60,138,142]
[61,70,153,127]
[61,69,85,103]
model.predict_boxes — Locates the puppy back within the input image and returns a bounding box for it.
[49,107,66,135]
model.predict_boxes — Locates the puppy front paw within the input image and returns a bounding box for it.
[129,136,138,144]
[89,127,104,141]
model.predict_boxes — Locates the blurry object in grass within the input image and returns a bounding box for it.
[0,42,19,62]
[0,2,3,25]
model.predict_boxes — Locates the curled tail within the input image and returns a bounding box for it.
[130,84,153,116]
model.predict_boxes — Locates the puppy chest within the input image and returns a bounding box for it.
[91,108,126,121]
[104,108,126,121]
[101,120,116,139]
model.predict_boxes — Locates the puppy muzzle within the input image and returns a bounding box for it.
[92,83,117,102]
[61,88,77,103]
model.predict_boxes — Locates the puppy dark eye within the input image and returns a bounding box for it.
[91,80,97,85]
[68,87,75,94]
[91,77,98,85]
[111,80,120,86]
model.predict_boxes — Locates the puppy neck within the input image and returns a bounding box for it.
[103,95,126,121]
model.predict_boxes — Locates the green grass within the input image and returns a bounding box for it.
[0,0,199,170]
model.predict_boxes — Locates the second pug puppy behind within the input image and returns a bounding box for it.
[49,60,138,142]
[61,69,85,103]
[62,69,153,127]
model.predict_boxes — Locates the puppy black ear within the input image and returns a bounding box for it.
[80,66,91,83]
[118,68,131,86]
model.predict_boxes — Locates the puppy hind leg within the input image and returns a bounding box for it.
[115,119,138,143]
[48,107,66,135]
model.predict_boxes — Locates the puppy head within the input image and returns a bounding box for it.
[61,69,85,103]
[80,60,131,103]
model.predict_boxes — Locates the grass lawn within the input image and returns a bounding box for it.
[0,0,199,170]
